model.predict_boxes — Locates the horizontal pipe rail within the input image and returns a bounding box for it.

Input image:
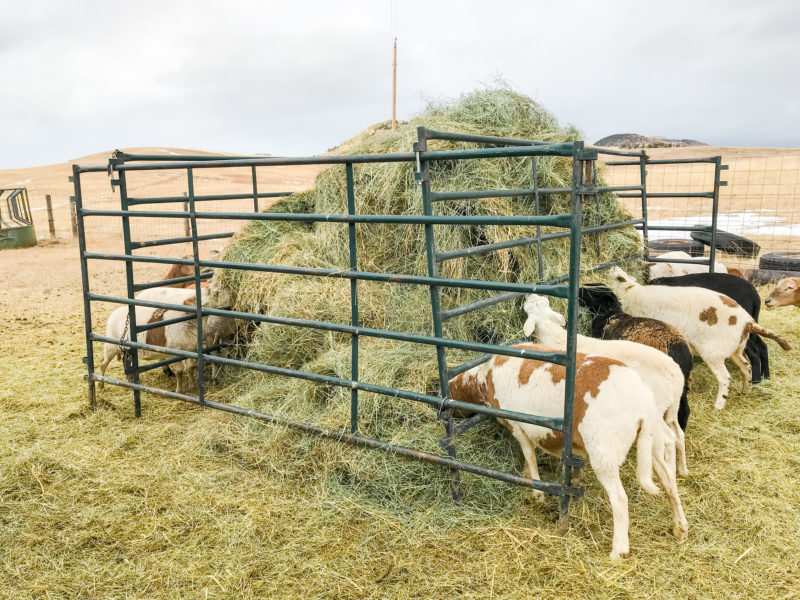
[644,225,712,232]
[604,157,720,166]
[87,293,571,365]
[645,256,710,265]
[421,128,550,147]
[81,208,573,228]
[590,147,645,158]
[435,219,645,264]
[134,343,228,374]
[431,187,570,202]
[130,231,234,249]
[90,335,566,430]
[91,374,574,495]
[83,255,572,297]
[127,192,292,206]
[77,143,583,174]
[134,312,198,332]
[133,271,212,291]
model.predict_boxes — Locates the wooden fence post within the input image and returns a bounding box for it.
[70,198,78,238]
[45,195,56,239]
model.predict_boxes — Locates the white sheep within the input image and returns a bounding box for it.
[449,345,688,559]
[608,267,791,410]
[647,251,727,279]
[522,294,688,477]
[96,282,236,394]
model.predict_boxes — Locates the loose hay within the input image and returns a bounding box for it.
[2,287,799,598]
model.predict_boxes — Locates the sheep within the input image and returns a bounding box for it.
[449,344,688,559]
[522,294,688,476]
[578,285,694,431]
[608,267,791,410]
[650,272,769,383]
[765,277,800,308]
[647,251,727,279]
[96,282,236,394]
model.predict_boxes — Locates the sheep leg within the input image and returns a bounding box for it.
[731,348,752,396]
[705,358,732,410]
[752,335,770,379]
[651,443,689,541]
[744,337,761,384]
[96,343,120,391]
[509,425,545,503]
[592,461,630,559]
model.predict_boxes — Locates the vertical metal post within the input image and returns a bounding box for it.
[252,165,259,213]
[532,156,544,281]
[709,157,722,273]
[73,167,97,410]
[416,128,462,501]
[346,163,360,433]
[640,152,650,267]
[118,169,142,417]
[45,194,56,239]
[187,168,206,404]
[557,143,588,534]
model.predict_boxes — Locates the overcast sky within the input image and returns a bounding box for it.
[2,0,798,168]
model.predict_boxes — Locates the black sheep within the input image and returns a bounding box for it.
[579,284,694,430]
[649,272,769,383]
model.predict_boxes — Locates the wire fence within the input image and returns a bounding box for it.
[10,149,800,276]
[602,149,800,273]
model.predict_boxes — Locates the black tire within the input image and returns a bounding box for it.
[690,228,760,258]
[744,268,800,285]
[648,238,705,257]
[759,251,800,271]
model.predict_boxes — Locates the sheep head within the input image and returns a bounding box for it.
[523,294,566,337]
[608,267,639,296]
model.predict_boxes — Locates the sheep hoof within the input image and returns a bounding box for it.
[673,521,689,541]
[642,481,661,496]
[714,399,727,410]
[531,490,546,504]
[609,549,630,560]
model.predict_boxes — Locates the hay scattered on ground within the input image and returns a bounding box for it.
[2,287,799,598]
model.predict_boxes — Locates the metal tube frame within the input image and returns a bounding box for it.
[73,131,724,534]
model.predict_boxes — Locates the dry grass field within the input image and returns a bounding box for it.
[1,146,800,598]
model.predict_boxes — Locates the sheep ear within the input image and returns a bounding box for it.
[523,317,536,337]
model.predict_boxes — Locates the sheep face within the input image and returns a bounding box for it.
[608,267,639,295]
[765,277,800,308]
[523,294,566,336]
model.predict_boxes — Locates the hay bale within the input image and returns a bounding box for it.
[215,88,639,450]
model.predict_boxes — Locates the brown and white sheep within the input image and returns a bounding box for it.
[608,267,791,410]
[97,282,236,393]
[522,294,689,476]
[449,344,688,559]
[765,277,800,308]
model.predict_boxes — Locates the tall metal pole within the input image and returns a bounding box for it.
[392,38,397,131]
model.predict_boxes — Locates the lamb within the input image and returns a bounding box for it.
[578,284,694,431]
[765,277,800,308]
[96,282,236,394]
[608,267,791,410]
[449,344,688,559]
[650,272,769,383]
[647,251,727,279]
[522,294,688,476]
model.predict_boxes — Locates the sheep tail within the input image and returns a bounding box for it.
[635,417,661,495]
[749,322,792,351]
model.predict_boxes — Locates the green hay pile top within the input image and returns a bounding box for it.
[215,89,639,473]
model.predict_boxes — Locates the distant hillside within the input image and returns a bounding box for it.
[595,133,707,149]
